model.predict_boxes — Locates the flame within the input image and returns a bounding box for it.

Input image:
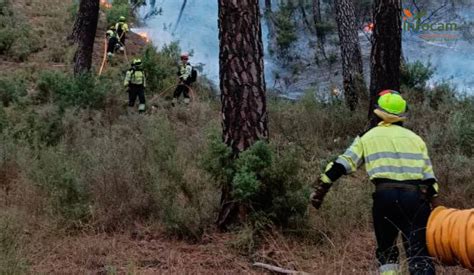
[138,32,150,43]
[100,0,112,9]
[364,22,374,33]
[403,9,413,18]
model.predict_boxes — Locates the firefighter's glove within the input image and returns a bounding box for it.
[310,180,331,209]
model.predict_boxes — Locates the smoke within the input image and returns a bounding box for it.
[139,0,473,94]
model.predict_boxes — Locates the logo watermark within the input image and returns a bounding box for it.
[402,9,461,41]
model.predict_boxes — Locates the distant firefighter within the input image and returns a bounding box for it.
[124,59,146,113]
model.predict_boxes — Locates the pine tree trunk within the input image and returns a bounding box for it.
[334,0,366,111]
[219,0,268,154]
[218,0,268,229]
[369,0,401,124]
[72,0,100,76]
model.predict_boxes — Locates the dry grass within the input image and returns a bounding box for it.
[27,230,256,274]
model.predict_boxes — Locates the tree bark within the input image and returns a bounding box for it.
[334,0,366,111]
[72,0,100,76]
[218,0,268,228]
[369,0,402,124]
[219,0,268,154]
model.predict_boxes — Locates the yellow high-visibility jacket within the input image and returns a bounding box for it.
[178,63,192,81]
[334,122,438,191]
[124,69,146,87]
[115,22,129,34]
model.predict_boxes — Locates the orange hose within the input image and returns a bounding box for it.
[427,206,474,271]
[468,213,474,267]
[122,43,129,63]
[98,38,108,76]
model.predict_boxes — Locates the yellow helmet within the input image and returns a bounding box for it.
[374,90,408,123]
[132,58,142,66]
[377,90,407,115]
[119,16,126,22]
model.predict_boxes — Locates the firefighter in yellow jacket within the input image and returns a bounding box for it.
[124,59,146,113]
[311,90,438,275]
[115,16,129,50]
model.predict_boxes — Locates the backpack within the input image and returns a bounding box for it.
[130,68,145,85]
[116,22,124,34]
[189,67,198,83]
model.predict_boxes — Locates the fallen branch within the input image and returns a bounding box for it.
[253,262,309,275]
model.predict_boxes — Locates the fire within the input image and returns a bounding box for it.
[364,22,374,33]
[138,32,150,43]
[100,0,112,9]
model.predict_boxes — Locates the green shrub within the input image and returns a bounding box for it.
[401,61,434,90]
[37,71,107,109]
[0,75,27,107]
[0,26,15,54]
[68,0,79,22]
[8,25,42,62]
[0,212,29,274]
[204,137,309,228]
[0,106,7,132]
[454,98,474,157]
[0,0,16,54]
[141,43,181,94]
[428,82,456,110]
[106,2,130,25]
[0,1,41,61]
[274,2,297,54]
[27,147,90,225]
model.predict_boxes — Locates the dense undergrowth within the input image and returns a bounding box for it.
[1,0,473,273]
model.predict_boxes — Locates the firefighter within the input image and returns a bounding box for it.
[115,16,129,50]
[310,90,438,275]
[106,26,119,58]
[172,52,193,105]
[124,59,146,113]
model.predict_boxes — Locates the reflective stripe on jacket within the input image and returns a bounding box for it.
[106,30,117,38]
[124,70,146,87]
[335,123,437,182]
[178,63,192,80]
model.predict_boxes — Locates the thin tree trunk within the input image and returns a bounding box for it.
[72,0,100,75]
[312,0,322,32]
[299,0,312,33]
[172,0,187,34]
[334,0,366,111]
[312,0,326,58]
[218,0,268,228]
[369,0,402,124]
[264,0,277,49]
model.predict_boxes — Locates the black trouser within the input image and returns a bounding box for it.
[128,84,145,107]
[117,30,126,45]
[107,37,119,53]
[372,187,434,275]
[173,83,190,99]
